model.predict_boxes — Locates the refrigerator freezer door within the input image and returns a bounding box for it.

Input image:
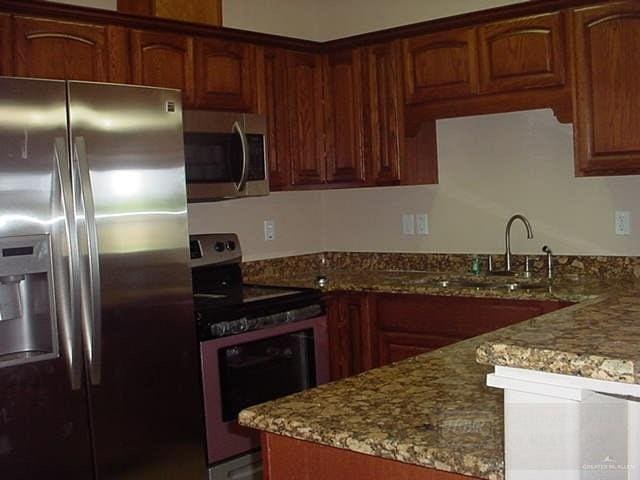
[0,77,93,478]
[67,82,206,479]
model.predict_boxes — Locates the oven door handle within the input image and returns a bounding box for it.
[233,120,250,193]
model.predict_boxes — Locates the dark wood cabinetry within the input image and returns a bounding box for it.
[0,0,636,180]
[13,16,117,82]
[130,29,195,105]
[363,42,403,185]
[403,27,479,103]
[372,294,571,366]
[573,1,640,176]
[327,291,572,374]
[478,12,566,94]
[287,51,326,186]
[194,38,256,111]
[327,293,373,381]
[260,47,291,190]
[262,432,483,480]
[323,48,366,185]
[0,14,10,75]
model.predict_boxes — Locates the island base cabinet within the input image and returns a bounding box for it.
[488,367,637,480]
[261,432,483,480]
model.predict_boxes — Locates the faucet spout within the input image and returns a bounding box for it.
[504,214,534,272]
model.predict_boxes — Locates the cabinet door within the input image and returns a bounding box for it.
[327,293,372,381]
[478,12,566,94]
[13,16,110,81]
[195,38,256,111]
[287,51,326,186]
[378,331,450,366]
[403,27,479,103]
[0,14,10,75]
[130,29,195,106]
[323,49,366,185]
[573,1,640,175]
[363,43,402,185]
[260,47,291,190]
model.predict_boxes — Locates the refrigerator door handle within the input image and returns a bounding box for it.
[53,137,83,391]
[233,120,249,192]
[72,136,102,386]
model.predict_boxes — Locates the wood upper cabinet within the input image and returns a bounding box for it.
[194,38,256,111]
[478,12,566,94]
[286,51,326,185]
[0,14,10,76]
[327,293,373,381]
[260,47,291,190]
[130,29,195,106]
[363,42,403,185]
[323,49,366,185]
[403,27,479,103]
[12,16,120,82]
[573,1,640,175]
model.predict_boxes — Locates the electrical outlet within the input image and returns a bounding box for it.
[264,220,276,241]
[416,214,429,235]
[615,211,631,236]
[402,214,415,235]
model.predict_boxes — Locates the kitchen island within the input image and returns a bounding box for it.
[239,271,639,479]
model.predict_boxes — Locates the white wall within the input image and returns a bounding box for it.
[222,0,323,41]
[314,0,524,40]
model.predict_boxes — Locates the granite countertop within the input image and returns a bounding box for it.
[246,268,608,303]
[239,267,640,478]
[239,331,507,479]
[476,290,640,384]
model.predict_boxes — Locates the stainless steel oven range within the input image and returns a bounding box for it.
[190,234,329,480]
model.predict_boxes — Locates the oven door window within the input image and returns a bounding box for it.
[184,132,243,184]
[218,329,317,422]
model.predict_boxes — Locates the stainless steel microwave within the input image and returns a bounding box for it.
[183,111,269,201]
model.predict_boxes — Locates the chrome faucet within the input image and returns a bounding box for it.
[504,214,534,273]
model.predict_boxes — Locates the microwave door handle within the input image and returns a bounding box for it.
[72,136,102,386]
[53,137,82,390]
[233,120,250,192]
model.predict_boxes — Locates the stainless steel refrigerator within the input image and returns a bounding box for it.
[0,77,206,479]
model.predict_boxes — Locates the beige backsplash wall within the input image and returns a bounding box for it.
[322,110,640,257]
[188,191,325,261]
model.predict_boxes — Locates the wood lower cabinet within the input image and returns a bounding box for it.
[323,48,366,185]
[363,42,403,185]
[130,29,195,106]
[478,12,566,94]
[372,294,572,366]
[12,16,123,82]
[262,432,483,480]
[260,47,291,190]
[287,51,326,186]
[0,14,10,75]
[573,1,640,176]
[403,27,479,103]
[194,38,256,111]
[327,293,373,381]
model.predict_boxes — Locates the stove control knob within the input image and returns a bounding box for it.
[226,240,236,251]
[214,242,225,253]
[210,322,227,338]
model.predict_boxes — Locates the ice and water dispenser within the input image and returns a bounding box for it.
[0,235,58,367]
